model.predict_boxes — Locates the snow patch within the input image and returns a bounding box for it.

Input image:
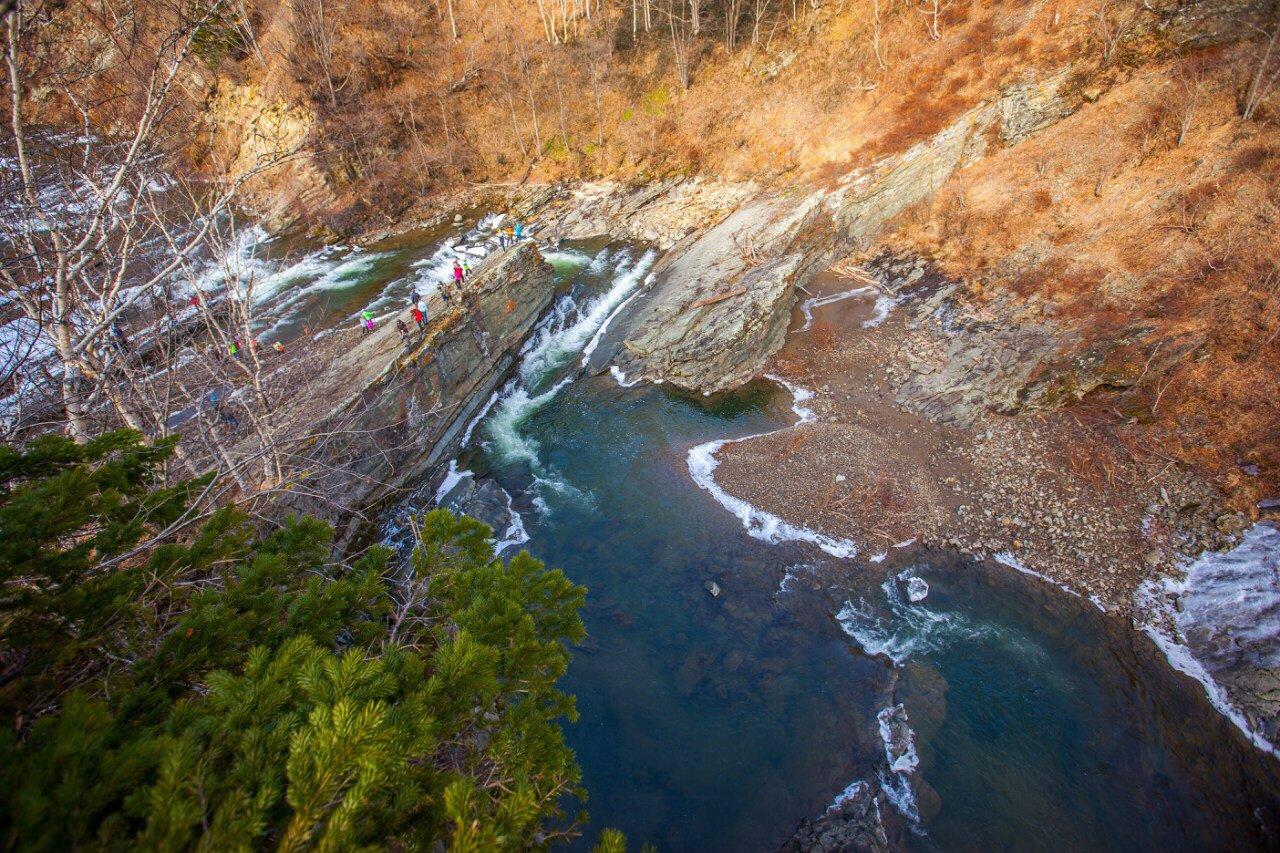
[1136,523,1280,757]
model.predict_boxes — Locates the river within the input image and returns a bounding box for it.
[254,223,1280,850]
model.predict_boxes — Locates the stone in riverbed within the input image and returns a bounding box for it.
[704,580,722,598]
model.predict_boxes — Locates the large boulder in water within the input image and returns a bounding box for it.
[781,782,891,853]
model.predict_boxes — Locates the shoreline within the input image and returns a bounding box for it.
[697,261,1280,758]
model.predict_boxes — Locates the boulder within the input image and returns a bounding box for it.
[780,783,891,853]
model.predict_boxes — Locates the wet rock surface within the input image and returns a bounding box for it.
[780,783,891,853]
[442,476,512,535]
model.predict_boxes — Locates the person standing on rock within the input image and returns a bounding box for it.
[396,318,411,345]
[453,260,465,287]
[514,221,523,241]
[411,305,425,330]
[361,309,376,334]
[498,229,507,249]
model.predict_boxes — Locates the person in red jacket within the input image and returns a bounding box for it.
[411,306,425,329]
[453,260,465,287]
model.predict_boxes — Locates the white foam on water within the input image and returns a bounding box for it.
[877,705,920,774]
[268,250,393,319]
[484,377,573,469]
[688,438,857,558]
[836,576,1006,665]
[518,249,656,387]
[581,271,654,368]
[686,374,856,558]
[481,249,658,504]
[461,390,501,446]
[778,562,822,594]
[878,769,923,827]
[992,551,1103,612]
[587,246,613,274]
[609,365,640,387]
[493,486,530,554]
[253,248,342,304]
[179,225,275,297]
[433,459,473,504]
[764,373,817,423]
[863,293,899,328]
[907,576,929,602]
[826,779,869,813]
[798,286,877,331]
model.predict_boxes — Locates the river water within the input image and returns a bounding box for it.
[255,224,1280,850]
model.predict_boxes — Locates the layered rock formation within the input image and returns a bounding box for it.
[523,68,1083,398]
[279,242,555,547]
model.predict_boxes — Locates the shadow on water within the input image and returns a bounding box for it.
[381,237,1280,851]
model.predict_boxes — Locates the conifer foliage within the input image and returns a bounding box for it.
[0,431,594,849]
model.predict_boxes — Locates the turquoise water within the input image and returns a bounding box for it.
[363,239,1280,849]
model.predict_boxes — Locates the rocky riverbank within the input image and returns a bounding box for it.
[705,254,1280,756]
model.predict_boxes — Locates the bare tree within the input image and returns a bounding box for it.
[917,0,952,40]
[291,0,340,106]
[1,0,290,442]
[228,0,269,69]
[725,0,744,51]
[752,0,774,47]
[1171,54,1208,145]
[871,0,888,69]
[667,0,692,89]
[1239,11,1280,121]
[1095,0,1140,67]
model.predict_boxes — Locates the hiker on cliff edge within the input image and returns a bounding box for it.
[453,260,465,287]
[412,305,425,329]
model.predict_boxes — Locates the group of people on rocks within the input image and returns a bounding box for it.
[223,335,287,359]
[369,253,479,345]
[497,221,524,249]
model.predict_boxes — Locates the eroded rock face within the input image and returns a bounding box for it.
[833,70,1078,247]
[587,72,1078,396]
[206,83,334,232]
[894,310,1071,428]
[596,189,836,394]
[515,178,758,249]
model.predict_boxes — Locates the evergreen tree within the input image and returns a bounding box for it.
[0,432,616,850]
